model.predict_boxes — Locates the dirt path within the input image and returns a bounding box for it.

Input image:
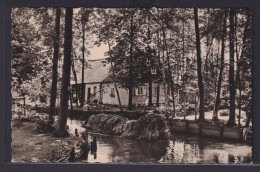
[11,122,77,162]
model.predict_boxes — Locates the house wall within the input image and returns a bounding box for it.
[83,82,168,106]
[84,83,102,103]
[133,83,166,106]
[102,82,129,106]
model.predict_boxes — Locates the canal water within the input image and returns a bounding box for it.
[67,119,252,163]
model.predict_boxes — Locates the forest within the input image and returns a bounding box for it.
[11,8,252,137]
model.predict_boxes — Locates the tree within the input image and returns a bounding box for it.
[226,8,236,127]
[12,8,57,104]
[49,8,61,124]
[212,9,228,121]
[106,9,145,110]
[108,38,123,112]
[79,8,92,107]
[235,10,251,127]
[71,58,79,106]
[94,9,123,111]
[128,11,135,110]
[194,7,205,122]
[12,9,47,85]
[55,8,73,137]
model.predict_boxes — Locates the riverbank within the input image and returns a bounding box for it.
[11,105,252,162]
[12,122,70,162]
[11,118,252,163]
[11,117,86,162]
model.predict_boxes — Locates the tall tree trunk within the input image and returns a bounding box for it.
[69,90,73,110]
[194,7,205,122]
[71,60,79,106]
[161,17,175,114]
[214,42,220,94]
[235,12,250,127]
[156,32,161,107]
[56,8,73,137]
[49,8,61,124]
[182,12,186,119]
[226,8,236,127]
[234,12,240,127]
[107,38,123,112]
[128,13,134,110]
[166,47,175,115]
[148,77,153,106]
[160,31,169,107]
[81,14,86,107]
[114,83,123,111]
[156,83,160,107]
[212,9,227,122]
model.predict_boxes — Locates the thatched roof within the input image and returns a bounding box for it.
[73,58,111,84]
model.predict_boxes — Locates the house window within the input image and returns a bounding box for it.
[110,88,115,97]
[154,87,157,96]
[138,87,143,95]
[151,68,157,75]
[94,86,97,95]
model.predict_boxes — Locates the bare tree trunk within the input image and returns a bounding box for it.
[114,83,123,111]
[235,12,240,127]
[56,8,73,137]
[156,32,161,107]
[71,60,79,107]
[212,9,227,122]
[148,77,153,107]
[194,7,205,122]
[165,47,175,115]
[182,12,186,120]
[161,37,168,106]
[49,8,61,124]
[214,42,220,94]
[226,8,236,127]
[161,17,175,115]
[69,90,73,110]
[156,83,160,107]
[128,13,134,110]
[235,12,250,127]
[81,14,86,107]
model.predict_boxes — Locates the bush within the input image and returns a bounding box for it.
[93,99,98,105]
[35,119,55,134]
[219,109,229,116]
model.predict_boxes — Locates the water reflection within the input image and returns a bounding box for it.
[85,133,168,162]
[160,135,252,163]
[66,119,252,163]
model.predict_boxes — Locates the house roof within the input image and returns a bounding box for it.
[73,58,111,84]
[102,72,114,83]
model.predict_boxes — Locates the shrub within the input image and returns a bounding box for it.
[93,99,98,105]
[35,119,55,134]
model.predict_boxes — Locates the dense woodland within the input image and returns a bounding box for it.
[12,8,252,137]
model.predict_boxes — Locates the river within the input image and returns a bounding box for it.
[67,118,252,163]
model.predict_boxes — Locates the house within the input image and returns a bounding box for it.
[71,58,168,106]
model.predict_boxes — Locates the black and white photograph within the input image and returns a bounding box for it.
[11,7,253,163]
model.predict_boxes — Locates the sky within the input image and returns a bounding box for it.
[88,43,109,60]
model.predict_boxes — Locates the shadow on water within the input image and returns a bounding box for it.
[67,119,252,163]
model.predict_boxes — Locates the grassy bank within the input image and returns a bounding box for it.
[86,113,170,141]
[11,121,83,162]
